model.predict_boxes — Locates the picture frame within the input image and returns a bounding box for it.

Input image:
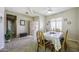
[20,20,25,26]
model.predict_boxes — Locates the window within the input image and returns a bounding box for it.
[50,17,62,31]
[51,19,56,30]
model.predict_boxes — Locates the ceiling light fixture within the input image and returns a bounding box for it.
[48,7,52,13]
[48,11,52,13]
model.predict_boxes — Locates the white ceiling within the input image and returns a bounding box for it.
[5,7,72,17]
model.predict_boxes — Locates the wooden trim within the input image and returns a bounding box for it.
[28,21,30,35]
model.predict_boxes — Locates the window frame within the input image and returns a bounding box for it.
[50,17,63,31]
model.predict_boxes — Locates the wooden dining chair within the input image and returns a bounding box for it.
[36,31,54,52]
[59,30,68,52]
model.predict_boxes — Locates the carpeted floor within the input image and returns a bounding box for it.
[0,36,37,52]
[0,35,79,52]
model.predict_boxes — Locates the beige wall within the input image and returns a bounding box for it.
[39,15,45,31]
[5,10,33,37]
[46,8,78,40]
[76,8,79,40]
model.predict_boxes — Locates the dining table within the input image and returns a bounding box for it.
[44,31,63,51]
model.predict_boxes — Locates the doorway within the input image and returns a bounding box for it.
[30,21,39,35]
[6,14,17,38]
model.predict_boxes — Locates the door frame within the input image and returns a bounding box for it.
[6,14,17,38]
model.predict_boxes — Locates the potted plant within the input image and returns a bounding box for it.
[5,30,12,43]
